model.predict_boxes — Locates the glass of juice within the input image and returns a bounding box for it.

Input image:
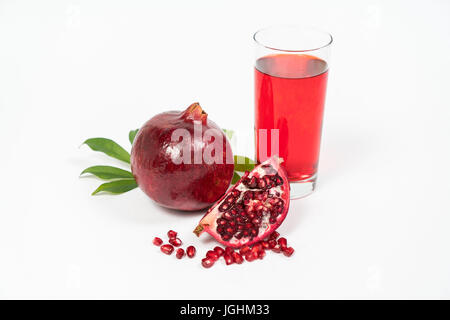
[254,25,332,199]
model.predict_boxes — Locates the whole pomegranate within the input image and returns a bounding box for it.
[131,103,234,211]
[194,156,290,248]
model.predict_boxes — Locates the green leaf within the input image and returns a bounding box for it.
[81,166,134,180]
[231,172,241,184]
[129,129,139,145]
[83,138,130,163]
[91,179,138,195]
[234,155,256,172]
[222,129,234,140]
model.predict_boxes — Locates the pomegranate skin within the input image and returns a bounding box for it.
[131,103,234,211]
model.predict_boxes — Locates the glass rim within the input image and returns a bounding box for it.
[253,25,333,53]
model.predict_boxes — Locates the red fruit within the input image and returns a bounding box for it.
[186,246,196,258]
[240,246,251,256]
[176,248,185,259]
[283,247,295,257]
[160,244,174,255]
[194,156,290,248]
[131,103,234,211]
[152,237,163,246]
[269,231,280,240]
[167,230,177,239]
[233,252,244,264]
[258,250,266,260]
[252,243,263,253]
[225,247,234,256]
[261,241,270,249]
[223,254,234,265]
[169,238,182,247]
[278,237,287,249]
[213,246,225,257]
[272,245,282,253]
[206,250,220,261]
[268,239,277,249]
[245,251,259,262]
[202,258,215,268]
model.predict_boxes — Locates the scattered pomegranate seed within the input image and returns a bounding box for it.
[155,231,292,266]
[251,244,262,256]
[186,246,196,258]
[269,231,280,240]
[176,248,185,259]
[272,244,282,253]
[258,250,266,260]
[283,247,295,257]
[167,230,177,239]
[223,254,234,265]
[160,244,174,255]
[278,237,287,249]
[206,250,220,261]
[233,252,244,264]
[152,237,163,246]
[268,239,277,249]
[261,241,270,249]
[169,237,182,247]
[253,243,263,252]
[240,246,251,256]
[213,246,225,257]
[245,251,258,262]
[201,258,215,268]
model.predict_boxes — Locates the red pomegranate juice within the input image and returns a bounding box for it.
[255,54,328,181]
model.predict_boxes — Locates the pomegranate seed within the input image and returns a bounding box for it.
[213,246,225,257]
[225,247,234,255]
[269,231,280,240]
[233,252,244,264]
[231,189,240,197]
[252,218,261,225]
[206,250,220,261]
[283,247,295,257]
[258,250,266,260]
[152,237,163,246]
[252,243,263,253]
[272,244,282,253]
[240,246,251,255]
[160,244,174,255]
[217,218,227,226]
[201,258,215,268]
[176,248,185,259]
[223,254,234,265]
[222,234,232,241]
[169,237,182,247]
[186,246,196,258]
[268,239,277,249]
[245,251,258,262]
[167,230,177,239]
[248,176,257,188]
[261,241,270,249]
[278,237,287,249]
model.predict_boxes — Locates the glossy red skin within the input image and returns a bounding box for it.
[131,104,234,211]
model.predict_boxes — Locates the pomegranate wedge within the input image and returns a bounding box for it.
[194,156,290,248]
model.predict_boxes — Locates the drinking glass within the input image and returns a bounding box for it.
[254,25,332,199]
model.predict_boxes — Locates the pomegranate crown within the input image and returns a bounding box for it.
[182,102,208,124]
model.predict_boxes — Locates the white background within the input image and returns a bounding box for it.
[1,0,450,299]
